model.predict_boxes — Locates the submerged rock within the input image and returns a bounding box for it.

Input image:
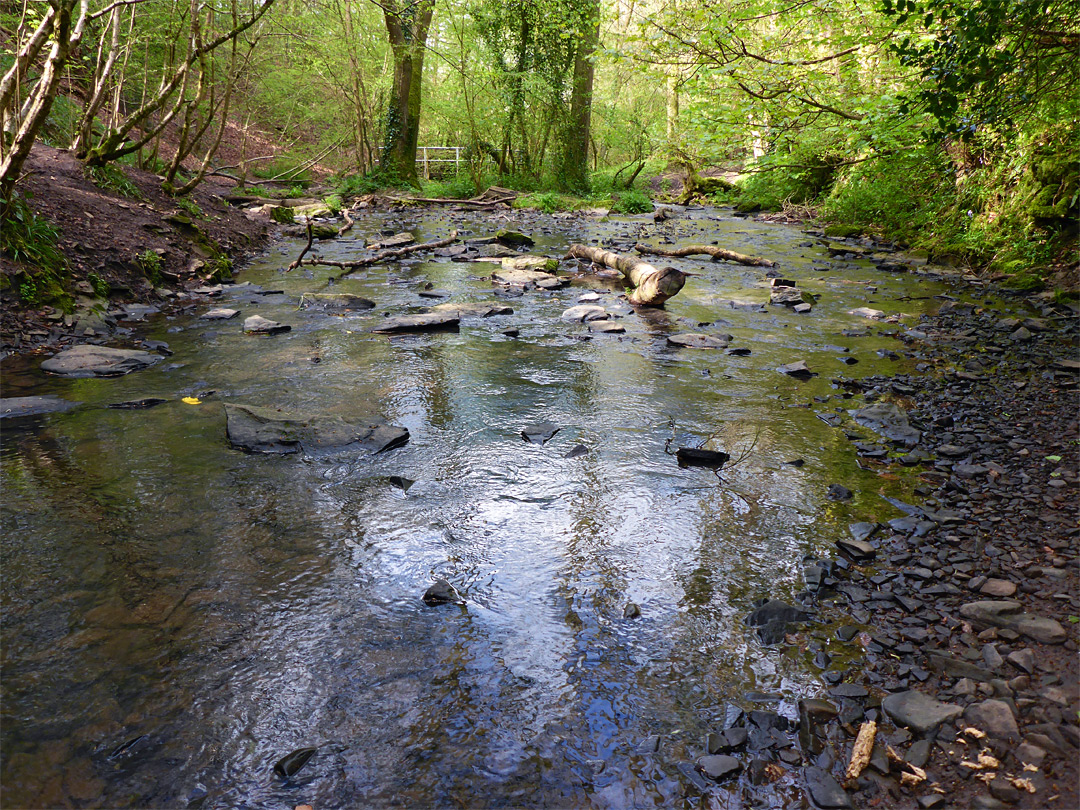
[747,600,811,645]
[201,308,239,320]
[41,345,162,377]
[521,422,560,445]
[224,403,409,455]
[668,333,729,349]
[430,302,512,318]
[562,305,607,322]
[299,293,376,311]
[589,320,625,334]
[1,395,81,418]
[853,401,922,446]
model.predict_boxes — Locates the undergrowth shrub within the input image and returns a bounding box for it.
[0,194,72,310]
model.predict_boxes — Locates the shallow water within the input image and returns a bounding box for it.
[2,207,958,808]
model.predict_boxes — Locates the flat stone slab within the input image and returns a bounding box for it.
[367,232,414,250]
[201,308,240,320]
[430,302,513,318]
[804,766,853,809]
[837,537,876,560]
[0,395,81,418]
[777,360,814,378]
[371,312,460,334]
[770,287,805,306]
[668,333,728,349]
[562,305,608,322]
[980,578,1017,598]
[697,754,742,781]
[500,255,558,272]
[40,345,162,377]
[853,401,921,447]
[964,699,1020,740]
[589,320,625,334]
[299,293,376,311]
[882,690,962,735]
[224,403,409,455]
[244,315,291,334]
[491,265,560,287]
[850,306,885,319]
[959,600,1067,644]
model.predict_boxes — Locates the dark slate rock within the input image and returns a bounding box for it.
[964,700,1020,740]
[853,401,921,447]
[371,312,460,334]
[836,538,876,561]
[697,754,742,781]
[848,522,878,542]
[747,601,811,627]
[828,684,868,699]
[107,397,169,409]
[274,747,317,779]
[804,766,853,808]
[676,448,730,469]
[521,422,560,445]
[837,625,860,642]
[827,484,853,501]
[960,600,1066,644]
[1,395,81,418]
[422,578,464,606]
[40,345,162,377]
[882,691,963,735]
[623,602,641,619]
[224,403,409,455]
[564,444,590,458]
[243,315,291,334]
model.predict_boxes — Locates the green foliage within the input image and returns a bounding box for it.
[87,272,110,299]
[323,194,344,213]
[174,197,204,218]
[206,255,233,283]
[137,250,163,285]
[85,164,142,199]
[610,189,652,214]
[883,0,1078,137]
[514,191,577,212]
[421,174,477,199]
[1,194,72,309]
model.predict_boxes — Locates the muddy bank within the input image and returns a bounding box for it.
[1,144,273,356]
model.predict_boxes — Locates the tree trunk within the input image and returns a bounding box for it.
[559,0,598,192]
[381,0,434,186]
[566,244,686,307]
[0,0,88,200]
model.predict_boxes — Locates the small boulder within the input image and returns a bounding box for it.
[40,345,162,377]
[371,312,460,334]
[882,690,962,735]
[423,579,464,606]
[521,422,560,445]
[667,333,729,349]
[244,315,291,334]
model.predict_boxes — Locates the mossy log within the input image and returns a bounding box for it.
[634,243,774,268]
[565,244,686,306]
[679,170,737,204]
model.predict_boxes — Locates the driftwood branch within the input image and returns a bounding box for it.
[288,222,315,270]
[844,721,877,784]
[565,244,686,306]
[634,242,775,268]
[337,205,355,236]
[384,185,518,208]
[288,231,460,278]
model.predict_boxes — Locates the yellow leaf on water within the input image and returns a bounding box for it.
[182,397,201,405]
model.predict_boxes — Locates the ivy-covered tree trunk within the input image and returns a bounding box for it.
[381,0,435,186]
[558,0,598,192]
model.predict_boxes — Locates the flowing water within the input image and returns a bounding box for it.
[1,208,959,808]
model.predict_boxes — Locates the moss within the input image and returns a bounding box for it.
[1004,271,1046,292]
[824,223,862,238]
[269,205,296,224]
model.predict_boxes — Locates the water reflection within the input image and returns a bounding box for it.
[2,207,955,807]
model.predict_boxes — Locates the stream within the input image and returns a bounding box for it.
[1,207,965,808]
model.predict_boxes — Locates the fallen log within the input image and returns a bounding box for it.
[383,186,518,208]
[565,244,685,306]
[634,243,774,268]
[288,231,459,278]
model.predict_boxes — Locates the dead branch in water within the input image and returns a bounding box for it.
[287,231,460,278]
[565,244,686,306]
[634,243,774,268]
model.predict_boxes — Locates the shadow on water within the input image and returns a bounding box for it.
[2,206,963,807]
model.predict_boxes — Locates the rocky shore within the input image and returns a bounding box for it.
[709,291,1079,809]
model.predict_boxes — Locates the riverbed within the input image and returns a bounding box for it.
[1,207,968,808]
